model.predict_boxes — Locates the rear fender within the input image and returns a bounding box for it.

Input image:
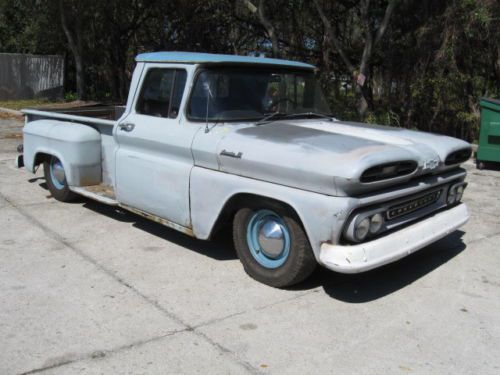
[23,120,102,186]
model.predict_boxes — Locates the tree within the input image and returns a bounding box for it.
[313,0,396,118]
[58,0,86,100]
[1,0,499,142]
[241,0,279,57]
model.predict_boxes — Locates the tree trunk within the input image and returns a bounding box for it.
[242,0,279,57]
[58,0,85,100]
[313,0,396,119]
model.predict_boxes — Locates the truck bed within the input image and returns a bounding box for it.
[22,103,125,126]
[22,103,124,188]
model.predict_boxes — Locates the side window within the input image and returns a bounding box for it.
[136,69,187,118]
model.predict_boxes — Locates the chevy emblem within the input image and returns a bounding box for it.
[423,158,439,170]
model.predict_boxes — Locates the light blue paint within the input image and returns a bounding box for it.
[135,51,315,69]
[246,209,291,269]
[49,157,65,190]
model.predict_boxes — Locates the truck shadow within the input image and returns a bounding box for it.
[82,199,466,302]
[82,200,237,261]
[292,231,467,303]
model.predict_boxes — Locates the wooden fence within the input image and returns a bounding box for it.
[0,53,64,100]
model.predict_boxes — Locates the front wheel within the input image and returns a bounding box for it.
[43,156,77,202]
[233,205,317,287]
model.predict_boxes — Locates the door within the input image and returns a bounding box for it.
[115,66,201,228]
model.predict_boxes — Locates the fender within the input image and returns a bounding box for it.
[23,120,102,186]
[189,166,352,260]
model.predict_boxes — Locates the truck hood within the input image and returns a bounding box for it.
[215,120,471,196]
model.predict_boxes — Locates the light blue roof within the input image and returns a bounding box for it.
[135,51,315,69]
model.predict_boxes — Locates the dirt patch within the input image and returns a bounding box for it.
[0,112,23,121]
[1,133,23,139]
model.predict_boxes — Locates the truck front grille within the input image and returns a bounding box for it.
[386,189,442,220]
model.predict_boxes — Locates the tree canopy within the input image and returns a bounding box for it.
[1,0,499,141]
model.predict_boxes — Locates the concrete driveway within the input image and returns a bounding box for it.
[1,118,499,374]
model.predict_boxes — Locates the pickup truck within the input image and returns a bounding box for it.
[17,51,472,287]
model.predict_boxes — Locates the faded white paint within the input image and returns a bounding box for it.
[19,59,471,274]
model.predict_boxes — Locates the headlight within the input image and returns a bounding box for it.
[355,217,370,241]
[369,213,384,234]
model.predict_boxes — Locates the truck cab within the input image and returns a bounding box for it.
[19,52,472,287]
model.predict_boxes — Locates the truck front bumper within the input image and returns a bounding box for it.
[319,203,469,274]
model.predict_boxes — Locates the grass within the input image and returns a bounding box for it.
[0,98,53,110]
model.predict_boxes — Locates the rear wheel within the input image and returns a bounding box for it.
[233,203,317,287]
[43,156,77,202]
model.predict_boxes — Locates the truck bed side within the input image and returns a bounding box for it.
[21,108,118,187]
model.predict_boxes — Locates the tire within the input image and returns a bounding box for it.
[476,160,485,170]
[43,156,77,202]
[233,203,317,287]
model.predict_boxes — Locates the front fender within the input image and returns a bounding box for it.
[189,166,351,260]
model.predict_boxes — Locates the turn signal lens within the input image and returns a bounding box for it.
[455,185,464,202]
[447,188,457,205]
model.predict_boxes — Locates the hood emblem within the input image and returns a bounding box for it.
[423,158,439,170]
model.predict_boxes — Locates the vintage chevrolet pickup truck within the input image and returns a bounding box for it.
[17,52,472,287]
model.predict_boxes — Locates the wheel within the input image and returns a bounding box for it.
[476,160,485,170]
[43,156,77,202]
[233,204,317,287]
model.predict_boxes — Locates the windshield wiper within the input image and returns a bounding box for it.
[255,112,287,126]
[255,111,336,126]
[283,112,335,121]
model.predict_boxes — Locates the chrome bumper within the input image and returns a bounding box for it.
[319,203,469,273]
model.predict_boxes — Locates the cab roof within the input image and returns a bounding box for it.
[135,51,315,69]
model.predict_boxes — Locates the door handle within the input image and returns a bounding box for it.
[220,150,243,159]
[118,123,135,132]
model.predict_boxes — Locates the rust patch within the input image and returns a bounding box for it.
[81,183,115,199]
[120,204,194,237]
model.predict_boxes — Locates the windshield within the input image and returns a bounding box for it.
[187,67,331,121]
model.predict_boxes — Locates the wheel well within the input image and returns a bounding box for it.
[34,152,51,167]
[209,193,303,238]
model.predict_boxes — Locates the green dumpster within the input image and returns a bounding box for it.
[477,98,500,169]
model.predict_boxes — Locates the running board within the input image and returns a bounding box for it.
[70,184,118,206]
[69,185,194,237]
[120,204,194,237]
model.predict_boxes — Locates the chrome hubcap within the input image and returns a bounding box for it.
[246,209,291,269]
[258,219,285,258]
[52,161,65,185]
[49,157,66,190]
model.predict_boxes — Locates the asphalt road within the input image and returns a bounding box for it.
[1,118,499,374]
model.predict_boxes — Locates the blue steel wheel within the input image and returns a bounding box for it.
[43,156,77,202]
[49,157,66,190]
[233,204,317,287]
[246,209,291,269]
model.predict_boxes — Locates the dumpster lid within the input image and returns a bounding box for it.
[480,97,500,106]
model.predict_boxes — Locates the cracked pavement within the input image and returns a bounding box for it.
[1,118,500,374]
